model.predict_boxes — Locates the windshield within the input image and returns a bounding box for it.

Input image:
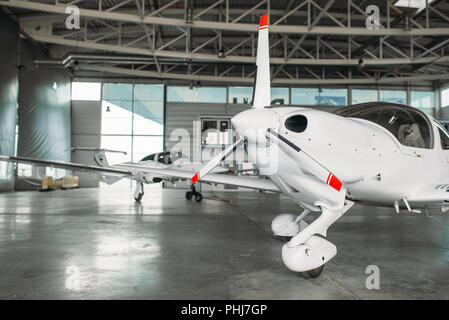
[433,120,449,150]
[338,103,433,149]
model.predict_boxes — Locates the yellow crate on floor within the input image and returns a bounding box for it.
[41,176,54,190]
[61,176,79,189]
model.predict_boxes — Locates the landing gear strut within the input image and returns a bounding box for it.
[185,184,203,202]
[274,201,354,279]
[134,182,144,202]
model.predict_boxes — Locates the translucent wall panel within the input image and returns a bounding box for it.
[441,87,449,119]
[100,135,132,164]
[379,90,406,104]
[167,86,226,103]
[319,88,347,106]
[410,91,435,115]
[133,84,164,135]
[101,83,133,135]
[229,87,290,105]
[271,87,289,104]
[101,83,165,164]
[103,83,133,101]
[291,88,319,105]
[229,87,253,104]
[71,82,101,101]
[441,87,449,108]
[351,89,378,104]
[132,136,164,162]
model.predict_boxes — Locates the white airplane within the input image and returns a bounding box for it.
[4,147,228,203]
[1,14,449,278]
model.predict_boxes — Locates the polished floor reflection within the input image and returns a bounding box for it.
[0,184,449,299]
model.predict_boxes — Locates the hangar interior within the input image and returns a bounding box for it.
[1,0,449,299]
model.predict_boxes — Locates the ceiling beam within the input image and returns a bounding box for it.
[29,33,449,66]
[76,64,449,84]
[2,0,449,36]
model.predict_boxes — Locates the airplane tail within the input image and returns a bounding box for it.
[70,147,127,185]
[70,147,127,168]
[251,14,270,109]
[93,150,110,168]
[94,151,124,184]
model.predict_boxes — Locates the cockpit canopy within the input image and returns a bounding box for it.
[337,102,433,149]
[140,151,179,164]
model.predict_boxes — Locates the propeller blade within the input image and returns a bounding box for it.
[192,138,244,184]
[266,128,343,191]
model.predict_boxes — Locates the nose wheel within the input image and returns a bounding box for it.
[134,182,144,202]
[185,185,203,202]
[300,265,324,279]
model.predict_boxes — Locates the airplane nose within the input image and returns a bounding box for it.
[230,111,248,131]
[231,108,280,141]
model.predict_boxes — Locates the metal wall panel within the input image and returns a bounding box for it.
[71,100,102,188]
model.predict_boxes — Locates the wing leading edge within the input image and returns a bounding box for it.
[0,155,133,177]
[0,155,279,192]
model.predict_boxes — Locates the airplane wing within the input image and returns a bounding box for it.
[0,155,279,192]
[0,155,134,177]
[113,163,280,192]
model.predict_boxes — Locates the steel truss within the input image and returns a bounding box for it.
[2,0,449,84]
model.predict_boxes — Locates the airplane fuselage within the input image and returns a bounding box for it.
[232,106,449,210]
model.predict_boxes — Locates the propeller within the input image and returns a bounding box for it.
[265,128,343,192]
[191,138,245,184]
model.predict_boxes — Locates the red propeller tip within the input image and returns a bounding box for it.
[259,14,268,29]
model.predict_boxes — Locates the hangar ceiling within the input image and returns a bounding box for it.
[2,0,449,85]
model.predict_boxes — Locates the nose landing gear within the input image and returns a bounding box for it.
[134,182,144,202]
[185,184,203,202]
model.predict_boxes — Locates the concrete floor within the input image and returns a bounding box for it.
[0,183,449,299]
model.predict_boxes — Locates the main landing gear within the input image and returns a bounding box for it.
[271,201,354,279]
[134,182,144,202]
[185,184,203,202]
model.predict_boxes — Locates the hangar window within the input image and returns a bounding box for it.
[229,87,290,104]
[229,86,253,104]
[167,86,226,103]
[338,104,433,149]
[271,88,289,104]
[101,83,164,164]
[379,90,406,104]
[285,115,308,133]
[352,89,378,104]
[292,88,347,106]
[71,82,101,101]
[441,87,449,119]
[410,91,435,116]
[291,88,319,105]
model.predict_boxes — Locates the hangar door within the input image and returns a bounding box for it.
[101,83,164,164]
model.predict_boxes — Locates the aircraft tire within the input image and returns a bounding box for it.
[134,193,144,202]
[194,192,203,202]
[276,235,292,242]
[185,191,193,200]
[300,265,324,279]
